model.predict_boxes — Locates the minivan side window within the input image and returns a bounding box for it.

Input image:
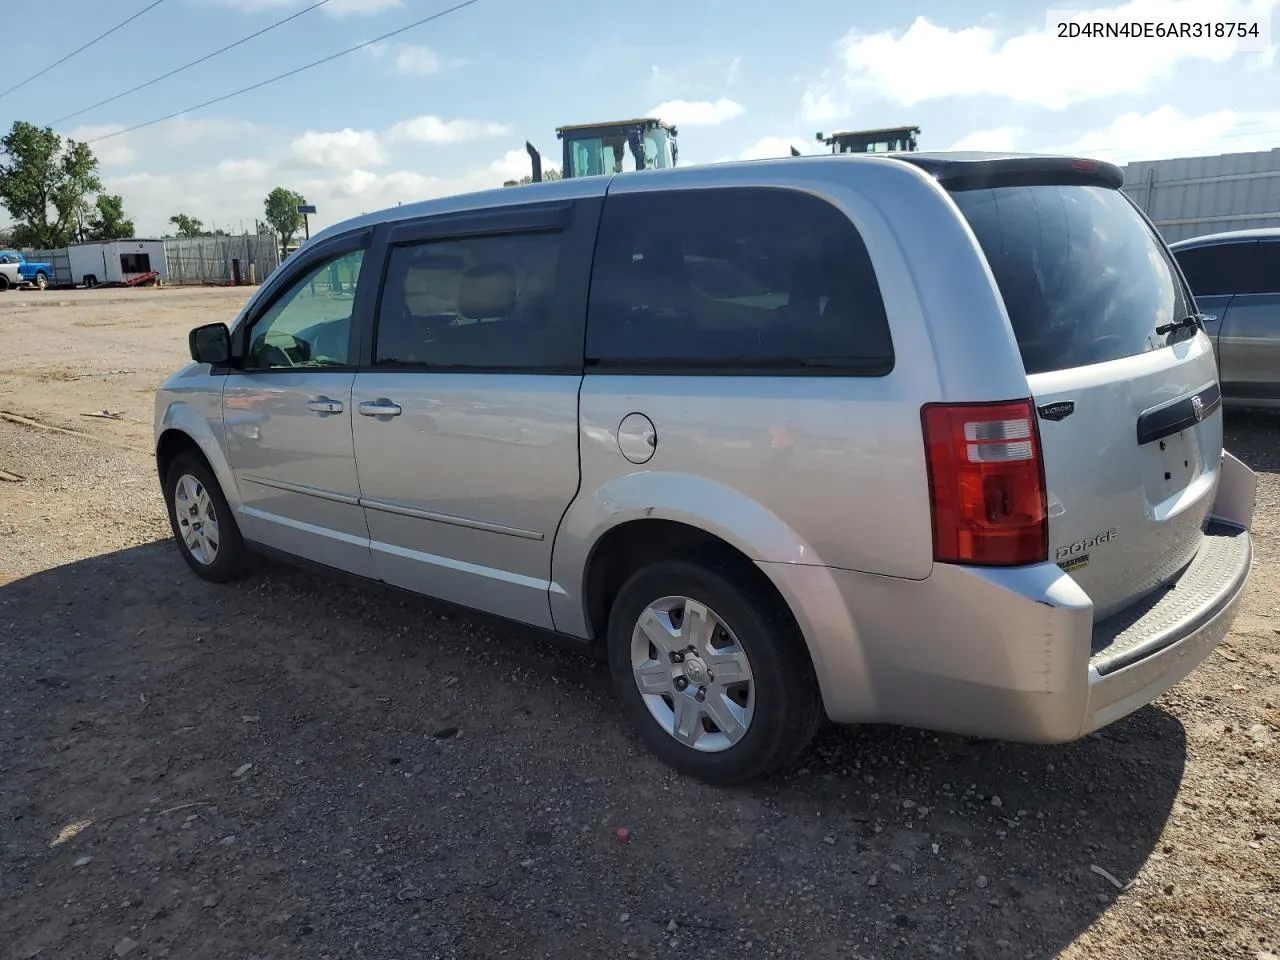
[585,187,894,375]
[373,231,568,371]
[1174,242,1249,298]
[244,248,365,370]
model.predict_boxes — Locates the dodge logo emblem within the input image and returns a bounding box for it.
[1191,395,1205,422]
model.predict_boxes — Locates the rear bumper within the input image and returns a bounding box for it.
[760,452,1256,743]
[1084,532,1249,734]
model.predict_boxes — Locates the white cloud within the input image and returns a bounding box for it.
[487,148,542,181]
[216,157,272,179]
[68,125,136,166]
[391,44,441,75]
[811,0,1279,111]
[737,136,813,161]
[799,85,844,123]
[649,98,746,127]
[218,0,402,16]
[942,106,1280,164]
[68,117,261,170]
[326,0,402,14]
[947,127,1023,152]
[100,144,550,237]
[288,128,388,171]
[368,41,443,75]
[1041,105,1280,163]
[388,116,511,144]
[726,56,742,84]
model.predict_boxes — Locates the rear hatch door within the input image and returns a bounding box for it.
[949,177,1221,619]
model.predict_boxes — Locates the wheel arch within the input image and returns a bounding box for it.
[155,428,208,485]
[154,400,241,513]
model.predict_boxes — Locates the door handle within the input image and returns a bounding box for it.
[307,397,344,415]
[1202,314,1218,323]
[358,399,403,417]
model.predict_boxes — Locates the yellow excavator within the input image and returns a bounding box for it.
[512,117,679,184]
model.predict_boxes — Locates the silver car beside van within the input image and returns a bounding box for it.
[1169,228,1280,409]
[155,152,1256,784]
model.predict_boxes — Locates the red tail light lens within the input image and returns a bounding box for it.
[921,400,1048,566]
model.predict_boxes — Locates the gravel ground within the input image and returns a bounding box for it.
[1,288,1278,960]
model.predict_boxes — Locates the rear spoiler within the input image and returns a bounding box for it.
[890,154,1124,192]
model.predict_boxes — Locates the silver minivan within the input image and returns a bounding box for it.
[156,152,1256,784]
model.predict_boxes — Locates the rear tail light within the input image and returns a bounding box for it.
[921,399,1048,566]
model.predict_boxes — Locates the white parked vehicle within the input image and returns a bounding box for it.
[67,239,167,287]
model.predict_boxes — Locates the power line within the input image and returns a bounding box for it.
[84,0,482,145]
[52,0,336,128]
[0,0,170,102]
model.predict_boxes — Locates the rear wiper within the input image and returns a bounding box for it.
[1155,314,1203,336]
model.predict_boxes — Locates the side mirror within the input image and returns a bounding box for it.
[189,322,231,366]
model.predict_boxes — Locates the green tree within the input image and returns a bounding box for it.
[169,213,205,238]
[86,194,134,241]
[517,168,562,185]
[0,121,103,248]
[264,187,306,255]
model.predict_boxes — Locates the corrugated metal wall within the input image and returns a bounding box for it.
[1121,148,1280,243]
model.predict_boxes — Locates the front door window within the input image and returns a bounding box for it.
[244,249,364,370]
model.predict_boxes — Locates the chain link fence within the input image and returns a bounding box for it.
[19,234,283,288]
[164,234,282,286]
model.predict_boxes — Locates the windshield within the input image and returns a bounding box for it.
[950,184,1194,375]
[566,136,636,177]
[565,127,673,177]
[643,128,675,169]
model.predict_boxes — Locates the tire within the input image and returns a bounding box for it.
[0,274,9,292]
[83,275,97,289]
[606,558,822,785]
[163,451,252,583]
[34,272,48,290]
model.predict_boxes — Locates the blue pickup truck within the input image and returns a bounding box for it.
[0,251,53,289]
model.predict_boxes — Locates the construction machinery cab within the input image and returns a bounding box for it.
[524,118,677,182]
[816,125,920,154]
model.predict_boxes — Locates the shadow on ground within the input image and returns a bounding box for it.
[1225,408,1280,475]
[0,541,1186,960]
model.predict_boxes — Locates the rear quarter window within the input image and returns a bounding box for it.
[951,184,1193,375]
[585,186,894,375]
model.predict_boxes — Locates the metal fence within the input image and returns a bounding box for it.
[24,249,73,286]
[20,234,283,288]
[1122,148,1280,243]
[164,234,282,286]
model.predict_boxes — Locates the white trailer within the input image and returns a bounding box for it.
[66,239,169,287]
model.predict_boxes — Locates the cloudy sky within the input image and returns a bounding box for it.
[1,0,1278,235]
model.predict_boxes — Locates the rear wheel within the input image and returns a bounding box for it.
[606,559,821,785]
[83,275,97,288]
[34,272,48,290]
[0,275,9,292]
[163,451,252,583]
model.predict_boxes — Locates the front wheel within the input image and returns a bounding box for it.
[163,451,252,583]
[607,559,822,785]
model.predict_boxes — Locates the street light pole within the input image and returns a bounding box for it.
[297,203,317,246]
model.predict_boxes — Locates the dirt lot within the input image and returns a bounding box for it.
[1,286,1278,960]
